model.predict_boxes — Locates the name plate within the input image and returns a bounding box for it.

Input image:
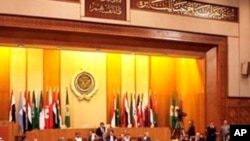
[85,0,127,21]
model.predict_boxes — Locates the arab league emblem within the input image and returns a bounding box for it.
[71,71,98,100]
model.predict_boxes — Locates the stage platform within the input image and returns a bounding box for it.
[26,127,170,141]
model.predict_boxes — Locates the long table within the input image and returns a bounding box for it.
[26,127,170,141]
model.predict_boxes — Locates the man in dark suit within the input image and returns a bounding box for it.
[187,120,196,139]
[206,121,217,141]
[191,132,205,141]
[87,130,96,141]
[141,132,151,141]
[96,122,106,141]
[106,129,117,141]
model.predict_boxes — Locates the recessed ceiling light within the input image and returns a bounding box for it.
[18,44,23,48]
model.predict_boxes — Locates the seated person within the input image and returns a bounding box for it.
[87,130,96,141]
[120,130,130,141]
[58,137,66,141]
[179,134,189,141]
[190,132,205,141]
[122,133,131,141]
[75,132,83,141]
[106,129,117,141]
[141,132,151,141]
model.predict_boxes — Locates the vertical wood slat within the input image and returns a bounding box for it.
[0,47,10,120]
[106,53,121,124]
[43,49,60,92]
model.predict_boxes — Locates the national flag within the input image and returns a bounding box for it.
[9,90,16,123]
[169,95,175,129]
[149,93,158,127]
[121,93,125,127]
[44,90,49,128]
[140,93,145,127]
[152,93,158,127]
[124,92,130,127]
[121,92,129,127]
[54,90,61,128]
[23,90,27,132]
[32,91,39,129]
[48,89,54,128]
[65,88,70,128]
[115,92,120,127]
[129,93,133,127]
[26,91,33,131]
[132,93,137,127]
[18,91,25,133]
[143,93,150,127]
[57,91,62,128]
[39,91,45,130]
[110,94,116,128]
[136,94,142,127]
[174,96,180,129]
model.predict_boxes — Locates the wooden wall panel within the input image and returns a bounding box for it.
[205,48,221,127]
[226,98,250,125]
[149,56,176,127]
[106,53,121,124]
[27,48,43,91]
[175,58,205,133]
[43,49,60,91]
[0,47,10,120]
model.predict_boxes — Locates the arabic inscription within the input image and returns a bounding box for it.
[131,0,238,22]
[85,0,126,20]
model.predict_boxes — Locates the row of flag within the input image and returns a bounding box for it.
[9,89,71,133]
[110,92,158,128]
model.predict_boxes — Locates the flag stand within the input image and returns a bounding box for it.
[171,120,185,139]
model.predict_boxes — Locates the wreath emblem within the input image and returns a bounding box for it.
[71,71,98,100]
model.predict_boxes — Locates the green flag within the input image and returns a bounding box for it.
[129,93,133,127]
[169,95,175,129]
[174,96,180,129]
[65,88,70,128]
[115,93,120,126]
[32,91,39,129]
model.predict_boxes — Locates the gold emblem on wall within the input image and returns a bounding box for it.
[71,71,98,100]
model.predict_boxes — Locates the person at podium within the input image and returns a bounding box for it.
[96,122,106,141]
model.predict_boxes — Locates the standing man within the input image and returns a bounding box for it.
[206,121,217,141]
[220,120,230,141]
[187,120,196,139]
[96,122,106,141]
